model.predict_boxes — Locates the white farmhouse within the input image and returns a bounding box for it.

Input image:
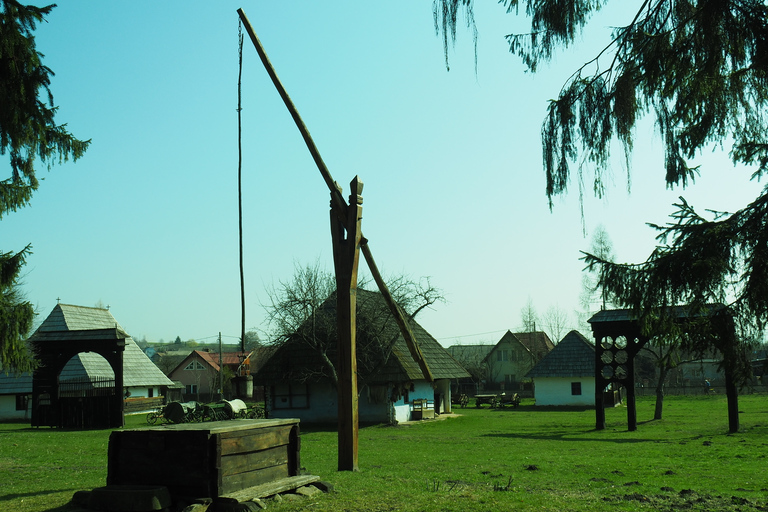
[526,330,596,406]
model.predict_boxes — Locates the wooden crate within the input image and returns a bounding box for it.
[107,418,300,498]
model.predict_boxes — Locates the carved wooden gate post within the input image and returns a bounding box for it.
[331,177,363,472]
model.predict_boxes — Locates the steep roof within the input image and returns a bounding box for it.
[482,331,555,363]
[255,289,469,385]
[513,331,555,360]
[32,304,174,387]
[526,330,595,378]
[38,303,125,331]
[170,350,221,374]
[446,344,494,362]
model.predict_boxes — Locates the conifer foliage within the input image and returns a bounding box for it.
[0,1,89,371]
[434,1,768,356]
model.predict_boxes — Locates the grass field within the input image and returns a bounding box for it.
[1,394,766,511]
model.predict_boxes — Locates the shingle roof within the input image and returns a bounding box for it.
[0,372,32,395]
[38,303,124,331]
[31,304,174,387]
[169,350,222,374]
[526,330,595,378]
[446,344,494,362]
[588,304,728,324]
[255,289,469,385]
[513,331,555,360]
[481,331,555,363]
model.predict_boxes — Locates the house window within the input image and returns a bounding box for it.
[497,350,508,362]
[16,394,29,411]
[272,383,309,409]
[571,382,582,396]
[147,388,154,398]
[185,384,198,395]
[184,361,205,371]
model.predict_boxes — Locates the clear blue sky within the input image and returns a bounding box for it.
[6,1,764,346]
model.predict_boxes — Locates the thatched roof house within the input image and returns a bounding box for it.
[255,289,469,424]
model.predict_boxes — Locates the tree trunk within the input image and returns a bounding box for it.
[725,367,740,433]
[653,365,669,420]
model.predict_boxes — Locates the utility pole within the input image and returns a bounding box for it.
[218,332,223,400]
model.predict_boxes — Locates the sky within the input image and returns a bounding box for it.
[6,1,765,348]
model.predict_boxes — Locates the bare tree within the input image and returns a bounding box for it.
[447,345,491,391]
[263,262,446,386]
[542,305,569,344]
[520,297,539,332]
[264,261,338,383]
[641,335,707,420]
[579,225,615,312]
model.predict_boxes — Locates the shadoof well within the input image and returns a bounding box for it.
[236,8,434,472]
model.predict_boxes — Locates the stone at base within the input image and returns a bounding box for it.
[295,486,322,497]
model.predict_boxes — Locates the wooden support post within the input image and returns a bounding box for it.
[594,335,605,430]
[331,177,363,472]
[625,349,637,431]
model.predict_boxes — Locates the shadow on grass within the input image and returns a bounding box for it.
[0,488,78,502]
[0,425,116,434]
[480,430,658,443]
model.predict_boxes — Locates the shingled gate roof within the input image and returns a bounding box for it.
[526,330,595,378]
[31,304,174,387]
[255,289,469,385]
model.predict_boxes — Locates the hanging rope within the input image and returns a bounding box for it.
[237,20,246,355]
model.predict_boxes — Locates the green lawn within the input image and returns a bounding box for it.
[2,394,767,511]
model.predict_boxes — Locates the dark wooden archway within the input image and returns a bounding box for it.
[31,328,126,428]
[589,305,739,433]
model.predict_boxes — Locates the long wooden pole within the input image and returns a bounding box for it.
[236,8,433,383]
[237,9,344,214]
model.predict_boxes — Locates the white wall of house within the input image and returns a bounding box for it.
[533,377,595,406]
[393,402,411,423]
[0,395,30,421]
[266,379,441,424]
[125,386,162,399]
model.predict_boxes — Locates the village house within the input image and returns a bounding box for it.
[482,331,554,395]
[166,348,272,402]
[168,350,223,402]
[254,289,469,424]
[526,330,596,406]
[0,371,32,421]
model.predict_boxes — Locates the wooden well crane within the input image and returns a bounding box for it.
[237,8,433,471]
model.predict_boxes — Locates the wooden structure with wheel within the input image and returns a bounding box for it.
[589,305,741,433]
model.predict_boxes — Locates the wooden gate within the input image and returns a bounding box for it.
[58,376,117,428]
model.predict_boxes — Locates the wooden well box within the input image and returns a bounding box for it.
[107,419,300,498]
